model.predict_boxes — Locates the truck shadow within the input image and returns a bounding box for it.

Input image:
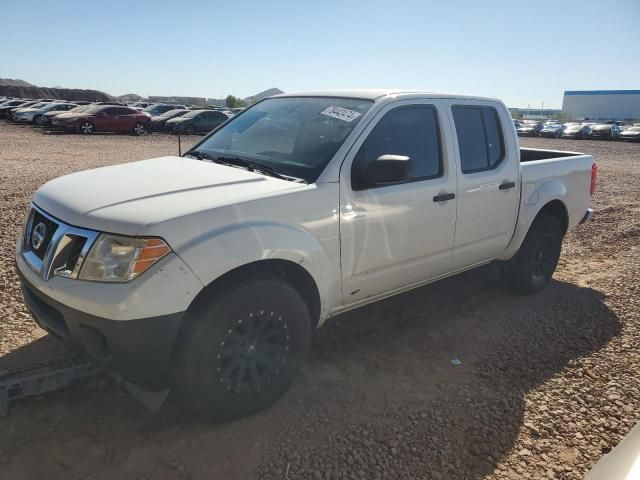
[0,265,620,480]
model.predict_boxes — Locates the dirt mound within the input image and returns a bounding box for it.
[0,78,35,87]
[0,85,113,102]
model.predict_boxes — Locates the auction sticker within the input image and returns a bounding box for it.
[320,105,362,122]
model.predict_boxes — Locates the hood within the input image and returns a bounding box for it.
[621,130,640,135]
[33,156,305,236]
[166,117,187,123]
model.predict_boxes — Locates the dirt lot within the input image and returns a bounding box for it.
[1,122,639,480]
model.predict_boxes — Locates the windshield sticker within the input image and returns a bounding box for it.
[320,105,362,122]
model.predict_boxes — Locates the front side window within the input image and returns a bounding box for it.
[351,105,442,188]
[452,105,505,173]
[192,97,372,183]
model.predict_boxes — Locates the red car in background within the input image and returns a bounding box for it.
[51,105,151,135]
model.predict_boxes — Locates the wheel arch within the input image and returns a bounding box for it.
[535,199,569,236]
[187,259,322,330]
[499,197,569,261]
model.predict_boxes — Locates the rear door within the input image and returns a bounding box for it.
[198,111,226,133]
[114,107,135,131]
[340,99,457,304]
[93,107,117,130]
[447,102,520,269]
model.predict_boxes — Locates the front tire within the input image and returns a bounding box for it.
[506,216,563,294]
[174,273,311,420]
[79,121,94,134]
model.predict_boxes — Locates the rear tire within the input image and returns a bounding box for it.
[174,273,311,420]
[132,122,147,135]
[505,216,563,294]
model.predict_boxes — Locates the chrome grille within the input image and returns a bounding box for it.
[21,205,99,280]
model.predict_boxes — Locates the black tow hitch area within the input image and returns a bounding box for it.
[0,353,96,416]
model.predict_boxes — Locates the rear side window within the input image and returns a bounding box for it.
[452,106,505,174]
[352,105,442,188]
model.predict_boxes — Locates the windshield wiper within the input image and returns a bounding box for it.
[185,150,216,161]
[186,151,306,183]
[211,155,307,183]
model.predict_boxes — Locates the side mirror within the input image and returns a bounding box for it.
[361,154,411,188]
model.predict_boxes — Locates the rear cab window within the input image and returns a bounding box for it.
[452,105,505,174]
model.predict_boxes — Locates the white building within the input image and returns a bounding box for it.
[562,90,640,121]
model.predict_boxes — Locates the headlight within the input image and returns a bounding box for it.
[79,234,171,282]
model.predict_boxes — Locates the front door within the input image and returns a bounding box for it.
[340,100,457,305]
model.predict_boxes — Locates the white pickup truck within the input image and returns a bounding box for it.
[16,90,596,418]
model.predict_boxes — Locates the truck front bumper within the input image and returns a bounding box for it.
[17,267,185,385]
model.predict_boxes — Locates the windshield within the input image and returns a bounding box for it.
[68,105,90,113]
[144,105,173,114]
[83,106,104,114]
[182,110,206,119]
[190,97,373,182]
[159,109,186,118]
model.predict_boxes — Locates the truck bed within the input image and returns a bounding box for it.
[520,147,582,163]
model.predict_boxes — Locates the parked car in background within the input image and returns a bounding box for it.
[143,104,186,117]
[149,109,189,132]
[131,102,150,109]
[588,124,622,140]
[165,109,229,134]
[39,105,90,127]
[0,100,29,118]
[14,102,78,124]
[618,126,640,142]
[516,121,543,137]
[562,124,591,140]
[52,105,151,135]
[3,100,43,119]
[539,124,563,138]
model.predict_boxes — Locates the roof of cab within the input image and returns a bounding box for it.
[274,89,499,102]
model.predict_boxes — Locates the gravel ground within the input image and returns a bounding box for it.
[0,122,639,479]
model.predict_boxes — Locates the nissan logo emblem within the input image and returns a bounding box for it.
[31,222,47,251]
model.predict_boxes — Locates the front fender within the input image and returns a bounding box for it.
[175,221,340,321]
[498,179,567,261]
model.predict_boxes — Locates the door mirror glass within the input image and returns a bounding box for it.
[362,155,411,188]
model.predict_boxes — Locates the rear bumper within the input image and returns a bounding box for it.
[17,267,185,385]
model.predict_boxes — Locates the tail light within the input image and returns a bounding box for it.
[590,163,598,196]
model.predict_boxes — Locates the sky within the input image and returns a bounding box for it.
[2,0,639,108]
